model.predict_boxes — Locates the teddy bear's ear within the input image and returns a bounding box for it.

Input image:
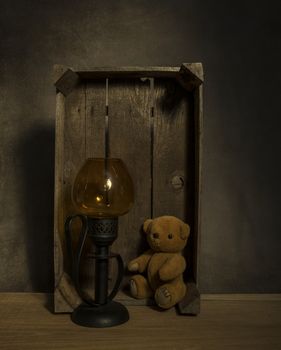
[180,223,190,240]
[143,219,153,234]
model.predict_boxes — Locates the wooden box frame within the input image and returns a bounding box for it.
[53,64,203,314]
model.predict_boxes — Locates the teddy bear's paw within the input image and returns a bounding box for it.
[130,279,138,298]
[128,262,139,272]
[129,275,153,299]
[155,286,174,309]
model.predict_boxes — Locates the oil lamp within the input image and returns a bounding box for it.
[65,79,134,327]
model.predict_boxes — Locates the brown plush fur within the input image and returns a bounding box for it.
[128,216,190,309]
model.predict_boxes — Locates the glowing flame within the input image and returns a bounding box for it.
[104,178,112,191]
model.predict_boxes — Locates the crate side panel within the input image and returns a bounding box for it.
[63,83,87,255]
[56,84,87,311]
[54,92,68,312]
[193,85,203,284]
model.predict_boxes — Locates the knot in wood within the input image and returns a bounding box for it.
[171,175,184,190]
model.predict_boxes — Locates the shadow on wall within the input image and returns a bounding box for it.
[17,124,55,292]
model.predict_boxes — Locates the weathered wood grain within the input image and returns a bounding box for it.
[1,293,281,350]
[108,79,151,291]
[193,84,203,284]
[152,79,200,314]
[85,80,106,158]
[57,83,87,310]
[63,82,87,255]
[153,79,194,270]
[153,79,191,220]
[54,91,67,312]
[201,294,281,301]
[175,82,203,314]
[77,66,180,79]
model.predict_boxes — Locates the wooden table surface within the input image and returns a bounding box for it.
[0,293,280,350]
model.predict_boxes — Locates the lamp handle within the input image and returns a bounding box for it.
[65,215,97,306]
[65,215,124,305]
[107,253,124,301]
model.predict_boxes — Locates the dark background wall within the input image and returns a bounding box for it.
[0,0,280,293]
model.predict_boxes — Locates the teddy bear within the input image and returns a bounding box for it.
[128,216,190,309]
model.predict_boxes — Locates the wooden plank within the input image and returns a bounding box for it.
[77,67,180,79]
[193,85,203,285]
[177,84,203,313]
[85,80,106,158]
[108,78,151,293]
[202,294,281,301]
[54,90,82,312]
[153,79,192,221]
[1,293,281,350]
[63,82,87,220]
[76,63,203,83]
[54,83,87,311]
[54,91,67,312]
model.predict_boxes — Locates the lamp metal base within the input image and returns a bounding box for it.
[71,301,129,328]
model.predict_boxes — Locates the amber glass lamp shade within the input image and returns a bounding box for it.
[72,158,134,218]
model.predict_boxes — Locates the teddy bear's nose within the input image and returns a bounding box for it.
[153,233,159,239]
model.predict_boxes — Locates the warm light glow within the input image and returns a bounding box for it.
[72,158,134,217]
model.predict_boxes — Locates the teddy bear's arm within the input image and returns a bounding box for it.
[128,249,154,273]
[159,254,186,281]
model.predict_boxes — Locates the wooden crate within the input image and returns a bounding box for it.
[53,64,203,314]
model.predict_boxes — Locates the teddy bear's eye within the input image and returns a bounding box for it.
[168,233,173,239]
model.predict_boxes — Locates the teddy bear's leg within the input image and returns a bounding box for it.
[129,275,153,299]
[154,278,186,309]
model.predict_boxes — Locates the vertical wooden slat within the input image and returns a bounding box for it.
[61,84,87,307]
[63,83,86,193]
[63,83,86,230]
[178,85,202,315]
[149,78,155,219]
[153,79,191,221]
[193,85,203,284]
[85,80,106,158]
[108,79,151,289]
[54,89,83,312]
[54,92,67,312]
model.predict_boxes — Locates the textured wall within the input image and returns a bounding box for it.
[0,0,280,292]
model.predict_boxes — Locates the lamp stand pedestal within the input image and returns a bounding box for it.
[69,217,129,328]
[71,300,129,328]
